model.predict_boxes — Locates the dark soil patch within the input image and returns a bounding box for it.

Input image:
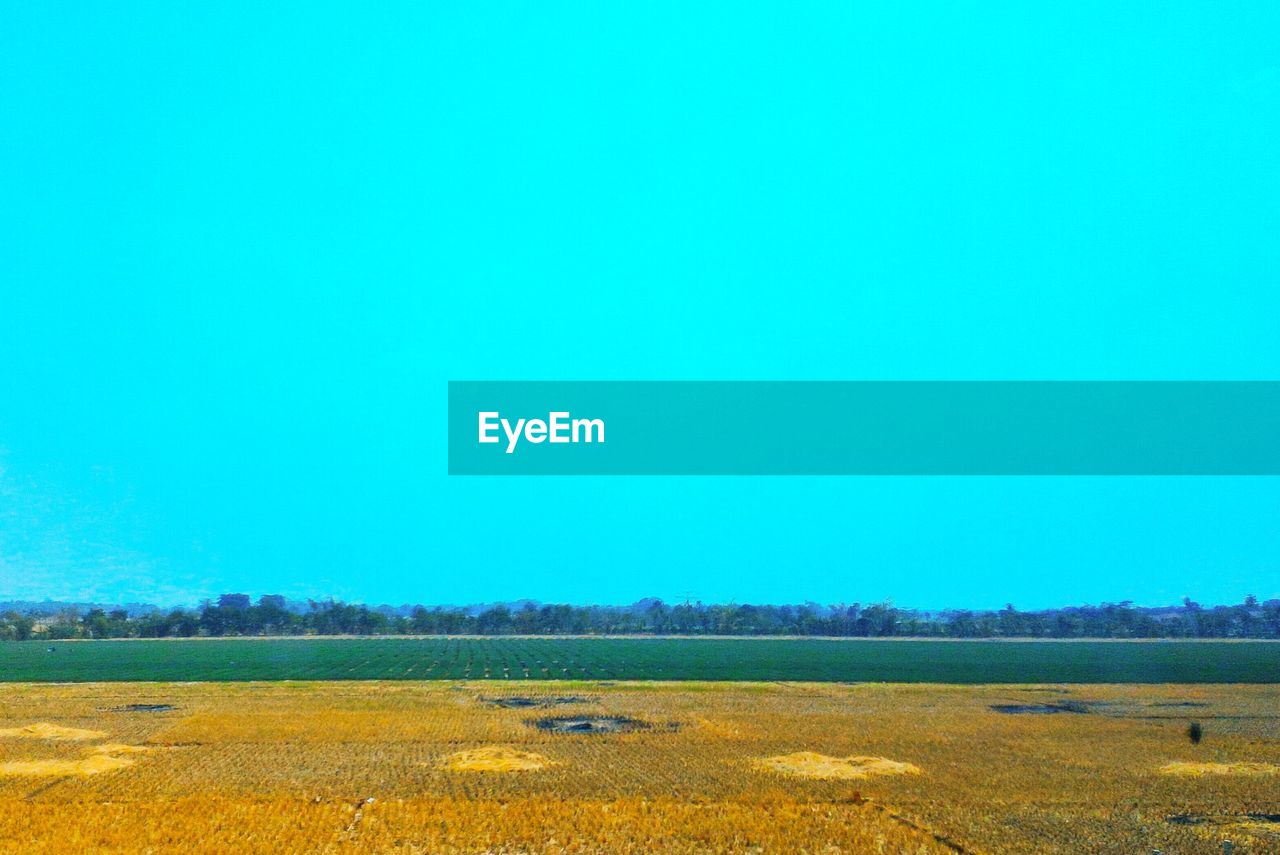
[1151,701,1210,707]
[485,696,592,709]
[1167,813,1280,826]
[531,715,650,734]
[990,702,1089,715]
[110,704,177,713]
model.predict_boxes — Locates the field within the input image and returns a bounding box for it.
[0,681,1278,853]
[3,637,1279,682]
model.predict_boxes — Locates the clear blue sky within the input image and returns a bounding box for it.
[1,2,1277,609]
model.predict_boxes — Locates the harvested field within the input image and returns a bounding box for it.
[0,681,1277,853]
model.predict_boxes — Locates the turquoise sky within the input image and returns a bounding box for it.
[2,2,1277,608]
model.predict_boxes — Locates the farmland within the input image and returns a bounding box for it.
[0,681,1278,853]
[2,637,1279,683]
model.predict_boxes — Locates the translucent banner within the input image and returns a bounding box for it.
[447,381,1280,475]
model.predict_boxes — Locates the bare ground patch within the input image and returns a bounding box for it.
[90,743,154,756]
[989,702,1089,715]
[483,696,592,709]
[755,752,922,780]
[531,715,651,734]
[1159,761,1280,777]
[0,754,135,777]
[0,722,107,741]
[442,746,553,772]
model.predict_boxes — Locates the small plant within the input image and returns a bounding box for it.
[1187,721,1203,744]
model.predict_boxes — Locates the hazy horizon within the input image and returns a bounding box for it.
[0,591,1272,617]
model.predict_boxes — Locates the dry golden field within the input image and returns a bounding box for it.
[0,682,1277,853]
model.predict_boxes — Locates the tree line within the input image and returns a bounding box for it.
[1,595,1278,640]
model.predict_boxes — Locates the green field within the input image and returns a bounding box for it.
[1,637,1277,682]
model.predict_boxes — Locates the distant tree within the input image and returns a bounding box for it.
[998,604,1021,637]
[256,595,292,634]
[514,603,540,634]
[861,602,897,636]
[82,609,112,639]
[172,609,200,636]
[218,593,252,610]
[45,620,81,640]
